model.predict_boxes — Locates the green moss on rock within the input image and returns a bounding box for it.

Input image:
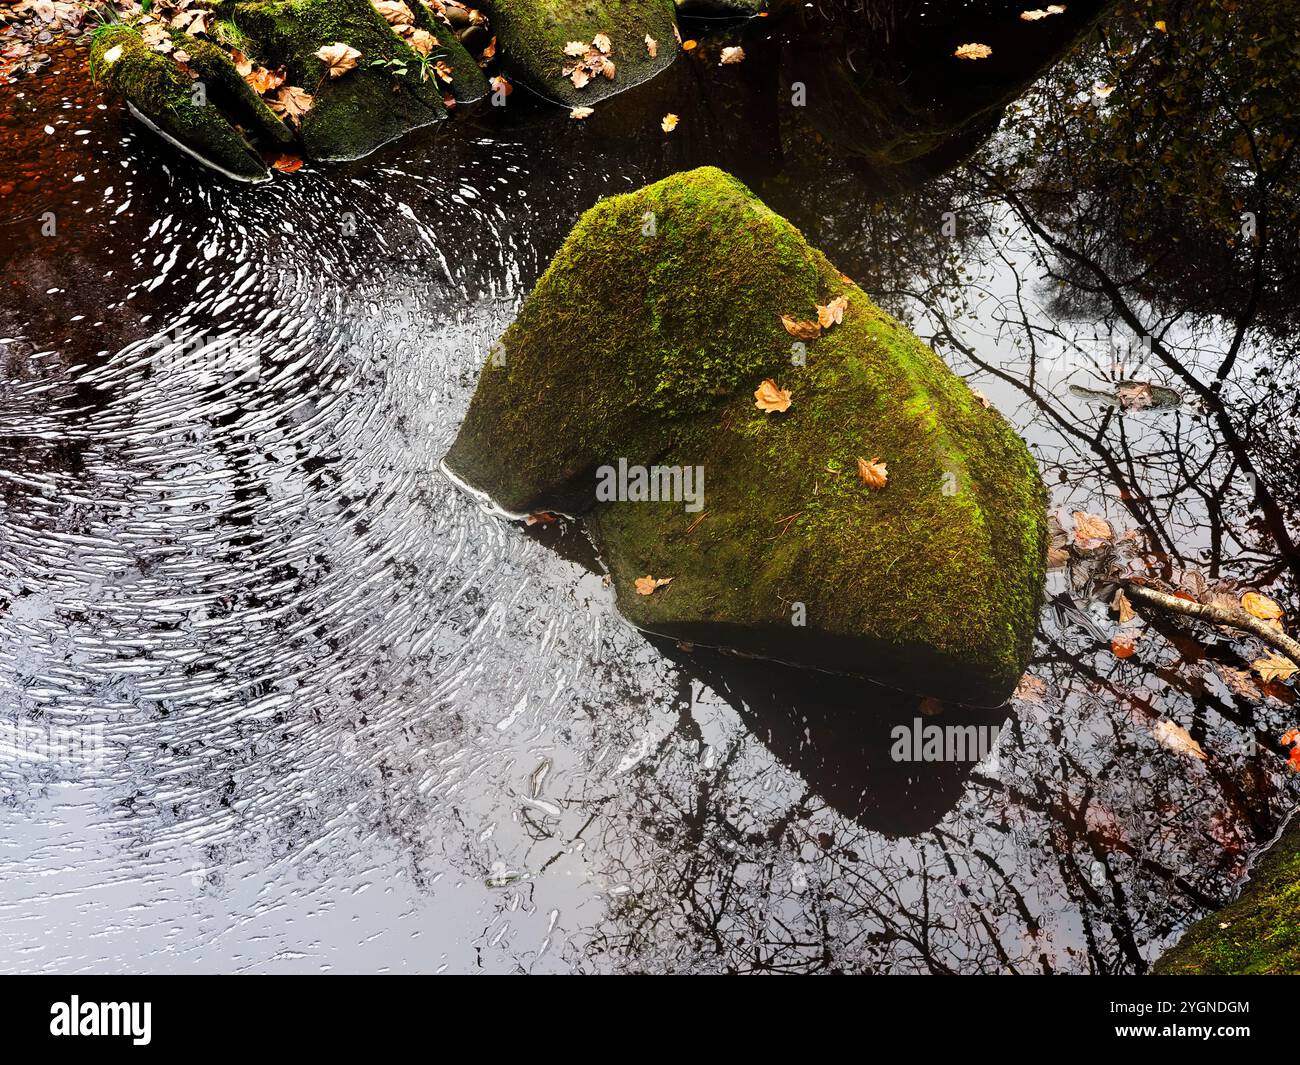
[90,24,272,181]
[229,0,448,160]
[407,0,488,102]
[480,0,679,106]
[445,167,1048,704]
[1154,814,1300,975]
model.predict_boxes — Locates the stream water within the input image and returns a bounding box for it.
[2,27,1299,973]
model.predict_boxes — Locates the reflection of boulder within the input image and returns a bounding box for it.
[445,167,1047,704]
[655,638,1008,837]
[779,0,1112,166]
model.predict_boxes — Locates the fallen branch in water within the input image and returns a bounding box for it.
[1121,580,1300,666]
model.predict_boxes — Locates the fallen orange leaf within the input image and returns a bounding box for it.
[1242,591,1284,622]
[857,456,887,489]
[754,378,792,413]
[781,315,821,340]
[635,575,673,595]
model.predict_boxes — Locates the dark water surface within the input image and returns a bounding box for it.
[3,28,1299,973]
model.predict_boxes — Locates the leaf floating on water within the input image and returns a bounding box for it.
[1241,591,1284,621]
[1217,666,1260,702]
[1020,4,1066,20]
[1152,719,1208,761]
[635,575,673,595]
[1072,511,1113,548]
[1112,588,1136,623]
[1254,655,1298,684]
[270,153,303,173]
[857,456,888,489]
[720,46,745,65]
[1110,632,1139,658]
[490,74,512,96]
[1013,674,1047,703]
[754,378,792,413]
[525,512,557,526]
[314,42,361,79]
[569,106,594,120]
[918,696,944,717]
[681,38,698,51]
[954,42,993,60]
[781,314,821,340]
[661,112,678,132]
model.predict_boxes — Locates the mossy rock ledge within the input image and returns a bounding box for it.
[444,167,1048,706]
[480,0,679,106]
[1154,813,1300,974]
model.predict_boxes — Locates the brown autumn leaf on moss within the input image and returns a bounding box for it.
[971,389,992,409]
[857,456,887,489]
[816,295,848,329]
[245,65,285,95]
[314,42,361,78]
[1253,654,1298,683]
[1241,591,1284,621]
[406,29,436,57]
[781,314,821,340]
[270,85,314,127]
[644,34,657,58]
[1072,511,1113,547]
[954,42,993,60]
[592,32,612,54]
[635,575,673,595]
[373,0,414,25]
[754,378,792,413]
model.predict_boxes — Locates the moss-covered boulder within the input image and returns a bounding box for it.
[480,0,679,106]
[230,0,449,160]
[1154,814,1300,974]
[91,24,285,182]
[445,167,1047,705]
[675,0,767,13]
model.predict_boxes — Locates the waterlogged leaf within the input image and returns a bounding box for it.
[314,42,361,78]
[1152,719,1208,761]
[720,46,745,65]
[918,696,944,717]
[1217,666,1261,702]
[525,512,556,526]
[1013,674,1047,703]
[490,74,512,96]
[644,34,657,58]
[754,378,792,414]
[569,106,594,120]
[781,314,821,340]
[857,456,888,489]
[1282,729,1300,746]
[1254,655,1298,684]
[270,85,314,127]
[681,38,697,51]
[1110,632,1140,658]
[1112,588,1136,623]
[660,112,678,132]
[1072,511,1113,547]
[270,152,303,173]
[816,294,848,329]
[1241,591,1284,621]
[635,575,673,596]
[954,42,993,60]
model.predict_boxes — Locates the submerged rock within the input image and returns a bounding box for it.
[479,0,679,106]
[445,167,1048,705]
[1154,813,1300,974]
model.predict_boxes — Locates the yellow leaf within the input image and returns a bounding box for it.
[754,378,792,414]
[1155,19,1167,31]
[1253,655,1299,684]
[954,42,993,60]
[1242,592,1284,621]
[635,575,673,596]
[857,456,888,489]
[681,39,698,51]
[1113,588,1136,623]
[661,112,678,132]
[313,42,361,79]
